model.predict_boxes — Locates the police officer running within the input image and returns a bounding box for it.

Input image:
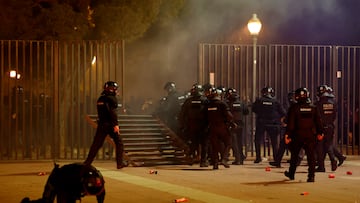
[225,88,249,165]
[252,86,286,163]
[178,84,209,166]
[206,87,236,169]
[84,81,125,169]
[315,85,346,172]
[284,87,323,182]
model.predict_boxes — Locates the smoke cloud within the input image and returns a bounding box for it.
[124,0,360,112]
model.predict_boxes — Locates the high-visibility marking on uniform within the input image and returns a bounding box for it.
[323,103,334,110]
[191,101,201,104]
[208,107,218,111]
[262,101,273,105]
[300,108,312,112]
[98,168,249,203]
[233,104,241,107]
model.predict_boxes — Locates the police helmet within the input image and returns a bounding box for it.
[295,87,310,103]
[326,86,335,98]
[225,88,237,99]
[203,83,213,97]
[82,166,105,196]
[190,83,203,96]
[317,85,328,97]
[164,82,176,93]
[261,86,275,98]
[207,87,219,99]
[103,81,118,95]
[287,91,296,104]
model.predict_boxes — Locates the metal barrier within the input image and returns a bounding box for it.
[0,40,125,160]
[0,41,359,161]
[199,44,360,156]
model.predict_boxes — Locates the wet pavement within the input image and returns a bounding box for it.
[0,156,359,203]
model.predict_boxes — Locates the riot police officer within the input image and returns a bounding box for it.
[21,163,105,203]
[178,84,209,166]
[206,87,236,169]
[270,91,296,167]
[315,85,346,172]
[84,81,125,169]
[252,86,286,163]
[225,88,249,165]
[155,82,185,136]
[284,87,323,182]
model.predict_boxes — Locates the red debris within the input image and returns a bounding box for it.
[174,197,188,202]
[328,174,335,178]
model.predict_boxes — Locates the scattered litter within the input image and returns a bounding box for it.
[328,174,335,178]
[37,172,46,176]
[149,170,158,174]
[346,171,352,175]
[265,167,271,171]
[300,191,309,195]
[174,197,188,202]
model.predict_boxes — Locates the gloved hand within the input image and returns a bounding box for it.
[113,125,120,133]
[285,134,292,144]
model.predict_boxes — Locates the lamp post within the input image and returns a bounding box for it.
[247,13,262,102]
[247,14,262,156]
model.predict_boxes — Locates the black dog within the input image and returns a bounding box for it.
[21,163,105,203]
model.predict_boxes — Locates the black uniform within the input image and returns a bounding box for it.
[284,93,323,182]
[178,94,209,165]
[226,93,249,164]
[21,163,105,203]
[252,94,286,163]
[315,93,346,172]
[207,94,235,169]
[155,86,185,136]
[84,90,124,169]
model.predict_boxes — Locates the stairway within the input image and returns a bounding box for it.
[86,114,191,166]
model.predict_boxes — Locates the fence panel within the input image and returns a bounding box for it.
[0,40,125,160]
[199,43,359,156]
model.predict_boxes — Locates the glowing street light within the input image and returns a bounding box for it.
[247,13,262,102]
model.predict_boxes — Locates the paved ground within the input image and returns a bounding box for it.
[1,156,360,203]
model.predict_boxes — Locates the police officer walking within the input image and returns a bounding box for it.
[284,87,323,182]
[178,84,209,166]
[225,88,249,165]
[315,85,346,172]
[269,91,296,167]
[252,86,286,163]
[206,87,236,169]
[155,82,185,137]
[84,81,125,169]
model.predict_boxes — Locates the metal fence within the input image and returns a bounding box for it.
[1,41,359,161]
[199,43,360,156]
[0,40,125,160]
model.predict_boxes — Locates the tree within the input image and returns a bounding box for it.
[0,0,89,40]
[90,0,185,42]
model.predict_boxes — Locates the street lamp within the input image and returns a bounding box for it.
[247,13,262,102]
[248,14,262,157]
